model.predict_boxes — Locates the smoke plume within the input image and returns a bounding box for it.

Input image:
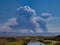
[0,6,51,33]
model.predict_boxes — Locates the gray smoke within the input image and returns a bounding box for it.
[9,6,51,33]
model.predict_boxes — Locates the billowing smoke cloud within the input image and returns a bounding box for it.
[9,6,41,33]
[36,13,51,32]
[0,6,51,33]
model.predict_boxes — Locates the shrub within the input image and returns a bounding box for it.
[7,37,16,42]
[54,35,60,41]
[54,42,60,45]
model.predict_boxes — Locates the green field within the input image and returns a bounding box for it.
[0,35,60,45]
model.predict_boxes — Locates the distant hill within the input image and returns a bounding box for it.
[0,32,60,36]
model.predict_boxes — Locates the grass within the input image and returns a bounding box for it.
[0,40,59,45]
[7,40,28,45]
[0,36,60,45]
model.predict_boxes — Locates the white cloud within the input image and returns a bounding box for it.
[16,6,35,12]
[16,6,36,17]
[8,18,17,25]
[0,18,17,32]
[40,13,51,22]
[40,13,51,16]
[3,18,17,26]
[19,29,28,33]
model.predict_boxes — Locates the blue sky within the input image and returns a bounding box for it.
[0,0,60,33]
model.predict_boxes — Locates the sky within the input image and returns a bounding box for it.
[0,0,60,33]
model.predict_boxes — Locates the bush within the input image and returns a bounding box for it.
[54,35,60,41]
[44,41,52,44]
[7,37,16,42]
[54,42,60,45]
[38,40,44,43]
